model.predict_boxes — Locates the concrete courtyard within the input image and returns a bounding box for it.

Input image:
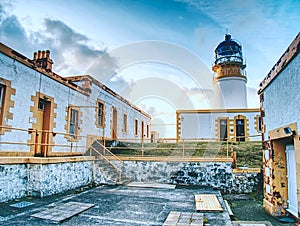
[0,184,232,226]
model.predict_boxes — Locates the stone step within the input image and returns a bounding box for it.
[93,159,130,185]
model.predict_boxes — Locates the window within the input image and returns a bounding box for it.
[0,84,5,122]
[255,115,262,133]
[219,119,228,141]
[134,119,138,136]
[123,114,128,133]
[96,101,104,127]
[38,98,46,110]
[146,124,149,138]
[258,116,262,132]
[69,108,79,138]
[0,79,15,135]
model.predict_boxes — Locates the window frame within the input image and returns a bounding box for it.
[123,113,128,133]
[68,107,79,140]
[146,124,150,138]
[134,118,139,136]
[0,84,5,123]
[95,100,105,128]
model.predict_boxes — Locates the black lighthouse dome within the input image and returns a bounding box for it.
[214,34,245,67]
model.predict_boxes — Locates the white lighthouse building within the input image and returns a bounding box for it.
[177,34,260,142]
[212,34,247,109]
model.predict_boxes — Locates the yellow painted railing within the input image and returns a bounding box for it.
[0,126,262,168]
[87,135,123,182]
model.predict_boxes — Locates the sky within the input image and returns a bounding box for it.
[0,0,299,137]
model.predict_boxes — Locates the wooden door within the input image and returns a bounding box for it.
[35,98,51,156]
[112,108,118,140]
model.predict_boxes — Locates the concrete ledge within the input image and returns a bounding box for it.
[0,156,95,164]
[112,156,233,162]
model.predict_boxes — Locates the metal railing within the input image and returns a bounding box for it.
[105,137,230,158]
[0,125,87,156]
[0,126,262,169]
[86,135,123,182]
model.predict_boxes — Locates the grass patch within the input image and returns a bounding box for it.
[106,140,262,168]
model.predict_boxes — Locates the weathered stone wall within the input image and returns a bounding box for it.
[27,161,93,197]
[231,171,261,193]
[0,164,28,202]
[0,161,93,202]
[0,160,261,203]
[118,160,260,193]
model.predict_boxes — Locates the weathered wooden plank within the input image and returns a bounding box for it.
[31,202,95,222]
[127,182,176,189]
[195,194,223,212]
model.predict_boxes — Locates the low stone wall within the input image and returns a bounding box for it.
[0,158,261,203]
[231,170,261,193]
[28,161,93,197]
[116,160,260,193]
[0,158,93,202]
[0,164,28,202]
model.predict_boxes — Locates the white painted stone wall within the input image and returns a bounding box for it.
[0,50,150,154]
[27,161,93,197]
[180,111,260,140]
[262,53,300,137]
[0,164,28,202]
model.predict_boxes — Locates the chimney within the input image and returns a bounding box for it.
[33,49,53,72]
[33,52,38,61]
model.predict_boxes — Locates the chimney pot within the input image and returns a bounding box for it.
[33,52,38,61]
[46,50,50,58]
[37,50,41,59]
[42,50,46,58]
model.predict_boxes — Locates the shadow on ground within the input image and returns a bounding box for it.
[225,192,298,226]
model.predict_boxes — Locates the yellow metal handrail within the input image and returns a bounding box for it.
[87,136,122,182]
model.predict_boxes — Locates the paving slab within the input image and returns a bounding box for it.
[127,182,176,189]
[163,211,204,226]
[232,221,273,226]
[9,201,35,208]
[31,201,95,222]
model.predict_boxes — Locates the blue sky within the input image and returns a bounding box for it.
[0,0,299,137]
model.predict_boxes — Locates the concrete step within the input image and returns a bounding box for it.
[94,159,130,185]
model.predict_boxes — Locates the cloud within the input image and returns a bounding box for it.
[0,2,112,77]
[30,18,107,75]
[0,3,31,54]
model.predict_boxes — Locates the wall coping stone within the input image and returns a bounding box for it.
[0,156,95,164]
[108,156,233,162]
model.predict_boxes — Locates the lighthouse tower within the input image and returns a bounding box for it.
[212,34,247,109]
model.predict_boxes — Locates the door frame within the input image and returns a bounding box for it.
[234,115,248,141]
[29,92,55,156]
[286,144,298,217]
[112,107,118,140]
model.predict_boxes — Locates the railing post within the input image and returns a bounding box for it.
[141,138,144,157]
[70,142,73,155]
[182,139,185,158]
[232,147,236,169]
